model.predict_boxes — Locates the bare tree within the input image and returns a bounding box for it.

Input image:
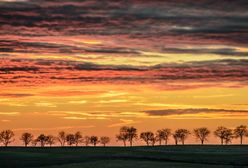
[193,127,210,145]
[46,135,56,147]
[223,129,233,145]
[156,129,171,145]
[74,131,83,146]
[174,129,190,145]
[140,131,155,146]
[126,126,137,146]
[172,134,178,145]
[20,132,33,147]
[0,130,15,147]
[57,131,66,147]
[116,126,129,147]
[214,126,231,145]
[234,125,248,145]
[84,136,91,146]
[36,134,48,147]
[66,134,76,146]
[151,135,157,146]
[90,136,98,146]
[100,136,110,147]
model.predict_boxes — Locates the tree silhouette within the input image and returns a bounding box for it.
[223,128,233,145]
[151,134,157,146]
[66,134,76,146]
[46,135,56,147]
[193,127,210,145]
[74,131,83,146]
[156,129,171,145]
[214,126,231,145]
[57,131,66,147]
[3,125,248,146]
[20,132,33,147]
[84,136,91,146]
[140,131,155,146]
[174,129,190,145]
[116,126,129,147]
[36,134,48,147]
[100,136,110,147]
[172,134,178,145]
[234,125,248,145]
[90,136,98,146]
[126,126,137,146]
[0,130,15,147]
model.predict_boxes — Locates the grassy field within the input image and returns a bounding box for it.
[0,145,248,168]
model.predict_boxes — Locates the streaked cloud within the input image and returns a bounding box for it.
[0,59,248,89]
[144,108,248,116]
[108,119,140,128]
[68,100,87,104]
[63,116,87,120]
[35,102,57,108]
[1,119,11,122]
[100,91,127,98]
[13,125,95,132]
[99,99,128,104]
[0,112,20,116]
[0,93,34,98]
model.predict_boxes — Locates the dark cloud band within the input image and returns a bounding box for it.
[144,108,248,116]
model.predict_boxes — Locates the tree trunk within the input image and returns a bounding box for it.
[240,136,243,145]
[165,139,168,145]
[221,138,223,145]
[123,140,126,147]
[201,140,204,145]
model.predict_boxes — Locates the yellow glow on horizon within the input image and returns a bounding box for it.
[72,39,103,45]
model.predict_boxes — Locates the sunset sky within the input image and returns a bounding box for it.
[0,0,248,145]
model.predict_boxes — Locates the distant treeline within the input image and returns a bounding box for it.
[0,125,247,147]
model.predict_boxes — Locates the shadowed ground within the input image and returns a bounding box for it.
[0,145,248,168]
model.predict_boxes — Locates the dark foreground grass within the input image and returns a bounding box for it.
[0,145,248,168]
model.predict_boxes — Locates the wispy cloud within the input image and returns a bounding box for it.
[144,108,248,116]
[1,59,247,89]
[99,99,128,104]
[0,112,20,116]
[100,91,127,98]
[108,119,140,128]
[68,100,87,104]
[63,116,87,120]
[35,102,57,108]
[0,93,34,98]
[13,125,95,132]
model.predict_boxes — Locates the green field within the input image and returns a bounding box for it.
[0,145,248,168]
